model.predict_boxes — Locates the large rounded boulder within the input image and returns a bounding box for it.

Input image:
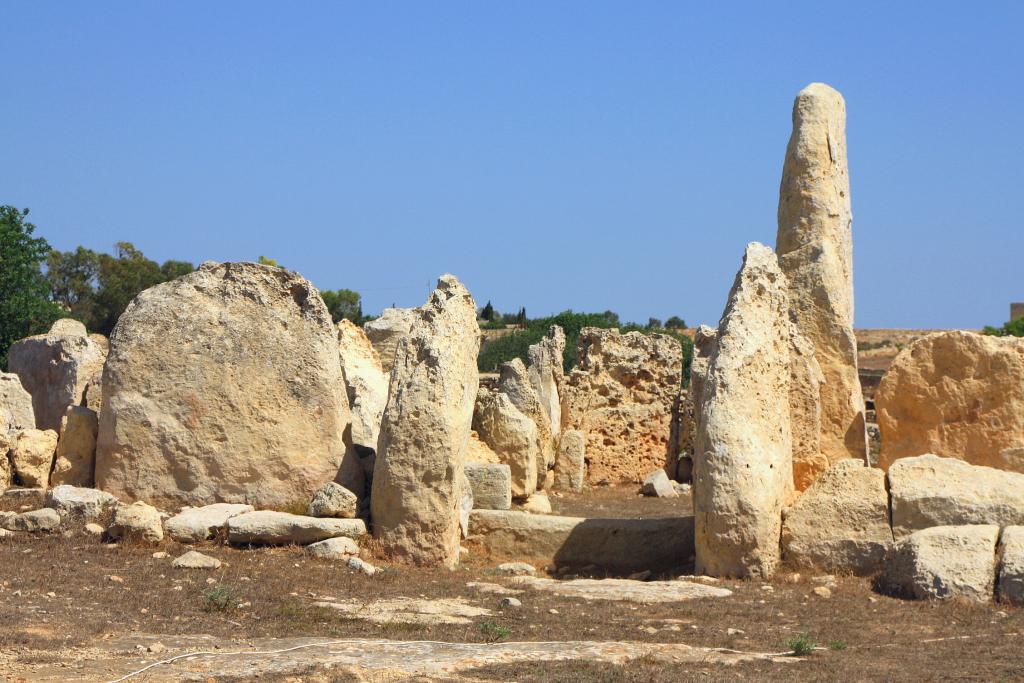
[95,262,351,509]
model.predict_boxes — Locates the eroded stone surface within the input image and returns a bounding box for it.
[363,307,417,374]
[95,262,352,510]
[998,526,1024,605]
[337,318,388,452]
[0,372,35,435]
[776,82,867,469]
[45,485,118,522]
[465,463,512,510]
[313,597,490,625]
[888,454,1024,538]
[884,525,998,602]
[8,319,106,431]
[563,329,682,485]
[51,406,98,487]
[510,576,732,603]
[693,243,792,579]
[782,459,892,575]
[164,503,254,543]
[10,429,58,488]
[474,388,539,498]
[227,511,366,546]
[876,331,1024,472]
[371,275,480,567]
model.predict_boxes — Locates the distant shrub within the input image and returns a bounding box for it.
[983,318,1024,337]
[478,620,512,642]
[201,584,236,612]
[786,632,816,656]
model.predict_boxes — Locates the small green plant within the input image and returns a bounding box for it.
[478,620,512,643]
[201,584,236,612]
[829,639,847,651]
[786,632,816,656]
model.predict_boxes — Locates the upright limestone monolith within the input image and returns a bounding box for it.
[776,82,867,483]
[693,243,793,579]
[370,275,480,567]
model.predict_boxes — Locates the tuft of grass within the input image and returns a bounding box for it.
[829,639,847,651]
[786,632,816,656]
[201,584,237,612]
[478,620,512,643]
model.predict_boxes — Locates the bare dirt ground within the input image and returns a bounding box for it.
[550,485,692,519]
[2,490,1022,682]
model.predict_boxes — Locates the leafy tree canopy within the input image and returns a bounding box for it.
[0,207,63,369]
[321,288,365,325]
[983,318,1024,337]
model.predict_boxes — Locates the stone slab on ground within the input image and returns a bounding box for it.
[312,597,490,624]
[509,576,732,603]
[227,510,366,545]
[164,503,254,543]
[468,509,694,574]
[12,634,796,681]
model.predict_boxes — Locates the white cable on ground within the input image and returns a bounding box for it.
[106,638,797,682]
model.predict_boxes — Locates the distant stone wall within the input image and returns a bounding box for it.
[1012,303,1024,322]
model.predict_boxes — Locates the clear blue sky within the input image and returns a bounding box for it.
[3,2,1021,329]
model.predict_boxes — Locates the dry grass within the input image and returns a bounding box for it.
[1,504,1022,681]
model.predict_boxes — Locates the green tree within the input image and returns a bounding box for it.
[983,318,1024,337]
[46,246,100,324]
[0,207,64,369]
[480,300,496,321]
[647,317,663,329]
[665,315,686,329]
[92,243,167,335]
[321,289,363,324]
[257,255,279,267]
[160,259,195,281]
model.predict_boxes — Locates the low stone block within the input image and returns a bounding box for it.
[468,510,694,574]
[227,510,366,545]
[164,503,254,543]
[465,463,512,510]
[884,525,998,601]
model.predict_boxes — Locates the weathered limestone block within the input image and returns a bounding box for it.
[788,329,825,490]
[164,503,254,543]
[370,275,480,567]
[888,454,1024,538]
[307,482,358,519]
[8,319,106,431]
[563,328,682,484]
[884,525,999,601]
[45,485,118,522]
[473,389,539,498]
[466,431,500,464]
[527,326,566,437]
[498,359,555,482]
[782,459,892,575]
[95,262,352,510]
[776,83,867,469]
[228,510,366,546]
[642,469,677,498]
[51,406,98,487]
[998,526,1024,605]
[465,463,512,510]
[468,510,695,574]
[876,331,1024,472]
[3,508,61,533]
[553,429,586,492]
[1,372,35,435]
[0,432,10,489]
[108,501,164,543]
[693,243,793,579]
[306,536,360,559]
[171,551,222,569]
[363,307,417,374]
[337,319,388,451]
[10,429,58,488]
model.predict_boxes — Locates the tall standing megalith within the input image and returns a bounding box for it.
[693,243,793,579]
[370,275,480,567]
[776,82,867,482]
